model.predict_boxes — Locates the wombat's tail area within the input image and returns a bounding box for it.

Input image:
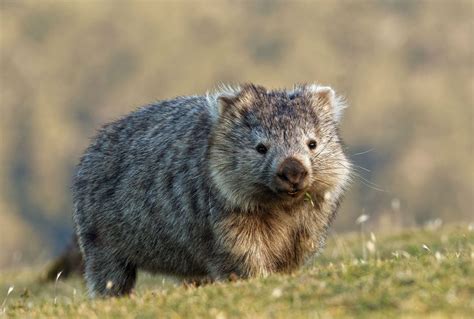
[43,234,83,281]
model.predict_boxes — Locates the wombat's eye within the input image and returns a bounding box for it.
[256,143,268,154]
[307,140,317,150]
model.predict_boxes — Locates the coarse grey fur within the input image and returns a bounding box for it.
[72,83,351,297]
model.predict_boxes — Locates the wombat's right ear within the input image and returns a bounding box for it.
[207,85,242,120]
[210,84,262,118]
[214,85,254,117]
[217,95,237,116]
[217,95,243,117]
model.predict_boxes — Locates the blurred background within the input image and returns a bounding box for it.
[0,0,472,270]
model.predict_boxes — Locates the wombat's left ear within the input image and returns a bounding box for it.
[307,84,346,123]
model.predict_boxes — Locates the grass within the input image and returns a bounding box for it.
[1,224,473,318]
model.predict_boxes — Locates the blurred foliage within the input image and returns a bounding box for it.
[0,0,472,269]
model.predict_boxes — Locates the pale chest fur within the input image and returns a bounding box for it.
[214,202,332,277]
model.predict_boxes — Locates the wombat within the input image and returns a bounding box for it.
[72,83,351,297]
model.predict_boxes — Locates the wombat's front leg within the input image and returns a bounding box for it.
[206,257,245,282]
[83,248,137,298]
[182,276,214,288]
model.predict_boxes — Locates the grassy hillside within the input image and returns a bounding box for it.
[1,1,473,268]
[1,224,472,318]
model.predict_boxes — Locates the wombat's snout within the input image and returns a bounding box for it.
[275,158,308,195]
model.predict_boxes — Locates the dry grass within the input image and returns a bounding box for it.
[1,224,473,318]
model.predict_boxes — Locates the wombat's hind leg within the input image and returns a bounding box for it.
[83,251,137,298]
[44,234,83,281]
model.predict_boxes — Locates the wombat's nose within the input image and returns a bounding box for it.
[276,158,308,192]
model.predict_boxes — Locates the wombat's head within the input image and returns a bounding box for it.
[208,84,351,211]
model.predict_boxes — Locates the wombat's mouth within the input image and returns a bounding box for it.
[253,182,308,203]
[277,188,306,199]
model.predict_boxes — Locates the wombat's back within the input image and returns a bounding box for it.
[73,96,212,221]
[72,96,219,296]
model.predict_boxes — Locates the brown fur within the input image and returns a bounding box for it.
[214,201,328,277]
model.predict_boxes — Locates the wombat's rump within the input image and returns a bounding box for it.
[73,84,351,297]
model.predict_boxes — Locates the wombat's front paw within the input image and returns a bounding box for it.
[182,277,214,289]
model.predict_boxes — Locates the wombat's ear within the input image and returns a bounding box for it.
[206,85,240,119]
[307,84,346,123]
[215,84,260,117]
[217,94,239,116]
